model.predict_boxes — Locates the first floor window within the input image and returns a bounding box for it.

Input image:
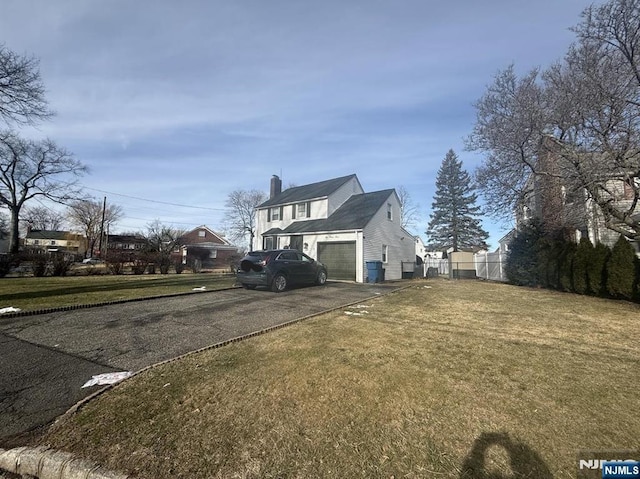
[382,244,388,263]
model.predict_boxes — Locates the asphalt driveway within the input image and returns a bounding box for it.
[0,281,401,442]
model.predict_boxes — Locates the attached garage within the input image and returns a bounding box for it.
[317,241,356,281]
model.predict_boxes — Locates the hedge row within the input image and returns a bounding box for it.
[506,221,640,301]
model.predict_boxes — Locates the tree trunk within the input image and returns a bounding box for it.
[9,207,20,254]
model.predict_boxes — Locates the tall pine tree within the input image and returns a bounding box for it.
[426,149,489,251]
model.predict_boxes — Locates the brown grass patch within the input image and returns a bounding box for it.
[39,280,640,478]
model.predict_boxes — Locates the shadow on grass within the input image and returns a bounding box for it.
[0,276,234,302]
[459,432,553,479]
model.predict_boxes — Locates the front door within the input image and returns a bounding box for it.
[290,235,303,251]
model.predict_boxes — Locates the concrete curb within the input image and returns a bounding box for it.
[0,446,130,478]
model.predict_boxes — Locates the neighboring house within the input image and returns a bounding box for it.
[497,229,516,254]
[516,136,640,251]
[24,229,86,255]
[254,174,415,282]
[415,236,427,264]
[107,234,148,253]
[177,225,239,270]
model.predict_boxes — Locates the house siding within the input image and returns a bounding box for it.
[328,177,364,216]
[363,193,414,281]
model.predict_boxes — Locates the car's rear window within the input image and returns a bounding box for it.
[245,251,269,260]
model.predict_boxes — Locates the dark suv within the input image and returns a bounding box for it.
[236,249,328,292]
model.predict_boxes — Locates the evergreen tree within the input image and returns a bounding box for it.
[587,243,610,296]
[426,150,489,251]
[606,236,636,299]
[504,219,543,286]
[572,237,593,295]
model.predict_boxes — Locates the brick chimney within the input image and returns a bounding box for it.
[270,175,282,199]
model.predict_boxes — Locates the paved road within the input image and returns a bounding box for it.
[0,282,400,442]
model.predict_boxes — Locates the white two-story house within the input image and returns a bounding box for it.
[254,174,415,282]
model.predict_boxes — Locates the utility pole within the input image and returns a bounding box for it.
[98,196,106,258]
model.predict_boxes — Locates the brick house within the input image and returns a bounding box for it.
[176,225,239,270]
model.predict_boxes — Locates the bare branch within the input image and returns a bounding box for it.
[0,45,53,126]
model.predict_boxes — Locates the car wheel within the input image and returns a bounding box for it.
[242,284,257,290]
[272,274,287,293]
[316,270,327,285]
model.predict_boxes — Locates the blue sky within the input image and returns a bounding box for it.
[1,0,600,248]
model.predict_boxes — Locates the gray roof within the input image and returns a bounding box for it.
[26,230,81,240]
[258,174,357,208]
[272,189,395,234]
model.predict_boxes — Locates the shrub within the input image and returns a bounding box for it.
[159,256,171,274]
[0,254,18,277]
[505,222,543,286]
[106,252,128,275]
[188,258,202,274]
[587,242,610,296]
[572,238,593,295]
[51,253,74,277]
[25,251,50,277]
[537,238,564,289]
[558,241,577,292]
[174,260,186,274]
[606,236,636,300]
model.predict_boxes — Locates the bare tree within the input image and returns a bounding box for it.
[396,185,420,230]
[468,0,640,241]
[0,131,86,253]
[467,65,548,221]
[0,45,53,126]
[22,205,66,231]
[223,189,267,250]
[145,220,186,273]
[67,198,122,257]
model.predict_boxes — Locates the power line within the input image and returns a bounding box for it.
[81,186,227,211]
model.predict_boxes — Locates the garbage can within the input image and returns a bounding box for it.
[366,261,383,283]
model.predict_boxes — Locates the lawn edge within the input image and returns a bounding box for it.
[0,283,240,318]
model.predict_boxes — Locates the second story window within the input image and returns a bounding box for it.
[269,206,283,222]
[297,202,307,218]
[198,230,206,237]
[292,202,310,219]
[387,203,393,221]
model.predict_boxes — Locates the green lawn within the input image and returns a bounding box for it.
[39,280,640,478]
[0,273,236,311]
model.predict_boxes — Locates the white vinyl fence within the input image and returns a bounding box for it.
[474,250,508,282]
[421,258,449,277]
